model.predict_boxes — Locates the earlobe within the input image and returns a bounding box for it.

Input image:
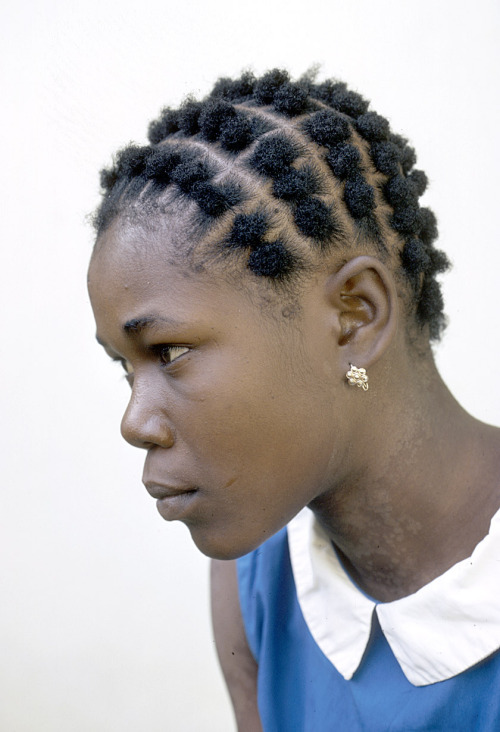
[325,256,398,370]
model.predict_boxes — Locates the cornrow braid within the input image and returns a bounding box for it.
[95,68,450,340]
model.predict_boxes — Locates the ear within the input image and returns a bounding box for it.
[325,255,398,369]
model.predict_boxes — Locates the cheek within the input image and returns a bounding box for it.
[170,330,340,487]
[184,364,293,444]
[175,378,340,559]
[182,370,335,488]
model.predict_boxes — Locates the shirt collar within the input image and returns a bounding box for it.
[287,506,500,686]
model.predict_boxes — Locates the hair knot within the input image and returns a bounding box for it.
[330,89,369,118]
[294,197,337,242]
[249,134,300,176]
[370,141,400,176]
[391,205,421,234]
[100,168,118,191]
[417,279,445,339]
[248,241,295,278]
[191,182,240,217]
[391,134,417,174]
[314,82,368,118]
[145,148,182,183]
[114,146,151,179]
[326,143,361,180]
[401,238,431,276]
[304,110,351,147]
[148,109,180,144]
[419,207,438,246]
[344,174,375,218]
[210,71,256,101]
[272,167,319,200]
[254,69,290,104]
[409,169,428,197]
[199,100,237,142]
[427,247,450,276]
[178,100,203,136]
[273,82,309,116]
[170,157,213,192]
[219,114,254,151]
[229,212,268,248]
[356,112,390,142]
[384,175,418,209]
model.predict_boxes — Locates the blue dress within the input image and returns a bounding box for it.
[237,519,500,732]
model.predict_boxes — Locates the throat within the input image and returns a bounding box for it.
[332,542,432,603]
[310,418,500,603]
[312,464,500,603]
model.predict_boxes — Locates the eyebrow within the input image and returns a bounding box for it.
[123,315,157,335]
[122,314,185,336]
[95,314,186,348]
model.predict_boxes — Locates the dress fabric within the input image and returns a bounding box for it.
[236,516,500,732]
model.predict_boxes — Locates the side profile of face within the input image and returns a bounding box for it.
[88,215,355,559]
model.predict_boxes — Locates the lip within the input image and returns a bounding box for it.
[144,481,196,500]
[143,481,199,521]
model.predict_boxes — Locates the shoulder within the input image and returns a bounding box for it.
[210,528,291,730]
[211,559,262,732]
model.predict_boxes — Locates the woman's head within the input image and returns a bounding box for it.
[89,70,450,557]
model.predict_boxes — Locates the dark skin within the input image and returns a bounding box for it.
[89,213,500,732]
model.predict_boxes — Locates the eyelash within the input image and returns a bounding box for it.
[152,344,190,366]
[111,345,190,379]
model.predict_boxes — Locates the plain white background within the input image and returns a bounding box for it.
[2,1,499,730]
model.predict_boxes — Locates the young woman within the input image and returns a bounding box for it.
[88,69,500,731]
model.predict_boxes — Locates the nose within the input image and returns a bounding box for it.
[120,380,174,450]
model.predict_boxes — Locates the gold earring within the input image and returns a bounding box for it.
[346,364,369,391]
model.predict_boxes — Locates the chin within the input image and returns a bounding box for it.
[188,525,265,561]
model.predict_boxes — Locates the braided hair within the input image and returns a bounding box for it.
[94,69,450,341]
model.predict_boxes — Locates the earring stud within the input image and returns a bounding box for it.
[346,364,369,391]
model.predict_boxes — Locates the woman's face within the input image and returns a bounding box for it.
[88,217,350,558]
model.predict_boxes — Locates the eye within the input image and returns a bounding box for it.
[158,345,190,366]
[120,358,134,384]
[122,359,134,375]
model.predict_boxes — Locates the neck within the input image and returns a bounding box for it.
[310,358,500,602]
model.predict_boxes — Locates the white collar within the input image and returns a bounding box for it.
[287,506,500,686]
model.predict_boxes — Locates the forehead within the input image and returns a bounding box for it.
[88,215,269,343]
[93,197,205,263]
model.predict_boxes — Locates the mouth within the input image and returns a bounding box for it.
[143,481,199,521]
